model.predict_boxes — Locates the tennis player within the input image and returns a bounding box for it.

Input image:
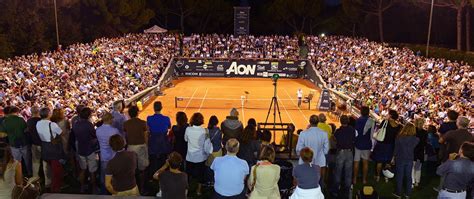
[297,88,303,107]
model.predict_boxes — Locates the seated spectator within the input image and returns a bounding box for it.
[237,125,261,168]
[247,145,280,199]
[291,147,324,199]
[153,152,188,199]
[184,112,207,196]
[436,141,474,199]
[105,134,138,196]
[71,107,98,193]
[0,144,23,198]
[247,118,257,129]
[221,108,243,147]
[211,138,249,199]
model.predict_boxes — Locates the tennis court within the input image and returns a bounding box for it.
[138,77,338,143]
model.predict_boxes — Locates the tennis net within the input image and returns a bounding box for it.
[174,96,311,110]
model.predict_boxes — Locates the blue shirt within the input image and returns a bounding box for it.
[355,116,374,150]
[96,124,120,162]
[211,155,249,196]
[437,158,474,191]
[296,127,329,167]
[72,119,97,156]
[147,114,171,134]
[112,111,127,137]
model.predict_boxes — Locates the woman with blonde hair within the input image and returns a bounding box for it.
[247,145,280,199]
[412,118,428,187]
[392,122,419,198]
[0,145,23,198]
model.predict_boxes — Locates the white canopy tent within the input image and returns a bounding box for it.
[144,25,168,34]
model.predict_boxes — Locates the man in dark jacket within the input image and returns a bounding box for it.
[221,108,243,148]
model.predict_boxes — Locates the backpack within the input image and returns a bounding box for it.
[356,186,379,199]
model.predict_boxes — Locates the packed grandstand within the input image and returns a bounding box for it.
[0,34,472,127]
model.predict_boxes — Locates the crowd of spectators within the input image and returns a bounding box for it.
[0,101,473,198]
[0,33,180,121]
[306,35,473,127]
[181,34,300,59]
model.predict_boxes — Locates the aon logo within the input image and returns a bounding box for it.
[226,62,256,75]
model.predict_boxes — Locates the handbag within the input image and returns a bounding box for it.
[12,177,41,199]
[373,120,388,142]
[203,129,213,156]
[41,122,65,161]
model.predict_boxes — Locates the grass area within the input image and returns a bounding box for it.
[391,43,474,65]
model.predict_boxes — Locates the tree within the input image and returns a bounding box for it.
[0,0,50,56]
[267,0,323,34]
[81,0,155,37]
[153,0,200,33]
[342,0,366,37]
[416,0,470,51]
[355,0,396,42]
[186,0,233,33]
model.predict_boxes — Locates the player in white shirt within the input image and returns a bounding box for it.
[297,89,303,107]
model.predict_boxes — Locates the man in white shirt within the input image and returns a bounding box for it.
[36,107,63,192]
[297,88,303,107]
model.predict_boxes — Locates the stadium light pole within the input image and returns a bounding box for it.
[53,0,60,50]
[426,0,435,57]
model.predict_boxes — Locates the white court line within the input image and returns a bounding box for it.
[183,88,199,112]
[284,88,309,121]
[197,88,209,112]
[277,95,295,125]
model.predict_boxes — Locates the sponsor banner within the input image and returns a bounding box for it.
[319,89,332,111]
[174,58,306,78]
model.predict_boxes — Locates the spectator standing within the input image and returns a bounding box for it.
[50,108,71,156]
[26,106,42,178]
[331,115,356,198]
[439,117,474,161]
[153,152,188,199]
[317,113,333,186]
[111,101,127,137]
[393,123,419,198]
[247,145,280,199]
[295,115,329,188]
[221,108,243,147]
[36,107,63,193]
[0,106,31,177]
[436,142,474,199]
[353,106,375,184]
[70,105,85,127]
[290,147,324,199]
[211,139,249,199]
[237,126,261,168]
[413,118,428,187]
[207,115,222,166]
[72,107,98,193]
[171,112,189,160]
[372,110,401,182]
[105,134,139,196]
[438,110,458,162]
[146,101,172,183]
[184,112,207,196]
[124,105,149,194]
[0,145,23,198]
[96,112,120,194]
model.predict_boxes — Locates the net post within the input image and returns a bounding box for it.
[175,97,177,108]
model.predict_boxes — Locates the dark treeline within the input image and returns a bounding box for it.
[0,0,472,58]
